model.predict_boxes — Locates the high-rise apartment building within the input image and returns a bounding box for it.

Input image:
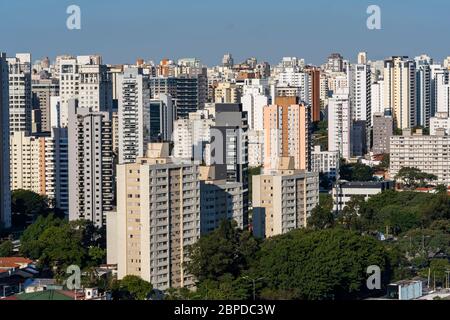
[252,166,319,238]
[214,82,241,104]
[172,109,214,161]
[118,67,151,164]
[149,94,175,142]
[384,57,416,129]
[241,79,269,131]
[415,55,432,127]
[210,104,249,226]
[349,64,371,125]
[68,101,114,227]
[107,143,200,290]
[372,112,393,155]
[10,128,69,213]
[328,89,351,159]
[7,53,32,135]
[305,66,321,122]
[263,97,311,172]
[59,56,111,127]
[0,52,11,230]
[32,78,59,132]
[199,165,245,234]
[371,81,385,122]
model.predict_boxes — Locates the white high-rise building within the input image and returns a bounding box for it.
[371,81,385,122]
[59,56,111,127]
[118,67,151,164]
[435,69,450,114]
[328,89,352,159]
[172,109,214,162]
[276,71,310,105]
[431,65,448,116]
[248,130,264,167]
[415,55,432,127]
[7,53,32,135]
[349,64,371,125]
[0,52,11,230]
[241,79,269,131]
[68,100,114,227]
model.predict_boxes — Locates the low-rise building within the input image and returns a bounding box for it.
[332,180,394,212]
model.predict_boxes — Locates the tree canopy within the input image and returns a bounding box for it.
[395,167,438,190]
[11,189,64,230]
[252,228,391,300]
[340,161,374,182]
[20,215,106,271]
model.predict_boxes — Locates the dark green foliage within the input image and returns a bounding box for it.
[114,275,153,300]
[0,240,14,256]
[253,228,391,300]
[11,189,64,230]
[308,194,334,230]
[186,220,259,282]
[340,162,374,182]
[19,215,106,270]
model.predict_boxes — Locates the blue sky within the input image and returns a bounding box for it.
[1,0,449,66]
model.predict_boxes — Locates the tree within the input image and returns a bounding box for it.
[38,223,87,269]
[20,216,106,271]
[11,190,53,229]
[419,259,450,288]
[395,167,437,190]
[118,275,153,300]
[307,194,334,231]
[337,196,365,231]
[340,162,374,182]
[253,228,391,300]
[186,220,259,282]
[0,240,13,256]
[379,154,390,170]
[20,214,64,259]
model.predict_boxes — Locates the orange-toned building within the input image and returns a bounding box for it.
[305,66,321,122]
[263,96,311,172]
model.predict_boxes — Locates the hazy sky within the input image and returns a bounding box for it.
[1,0,449,66]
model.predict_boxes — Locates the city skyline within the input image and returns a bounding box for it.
[2,0,450,66]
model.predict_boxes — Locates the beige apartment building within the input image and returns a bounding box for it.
[214,82,241,103]
[252,157,319,238]
[263,96,311,172]
[10,129,69,212]
[390,128,450,186]
[107,143,200,290]
[383,57,416,129]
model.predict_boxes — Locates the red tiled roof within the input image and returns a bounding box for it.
[0,257,33,268]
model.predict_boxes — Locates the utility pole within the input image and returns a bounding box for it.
[445,270,450,290]
[242,276,264,301]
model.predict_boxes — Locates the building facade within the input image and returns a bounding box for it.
[0,52,11,230]
[68,101,114,227]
